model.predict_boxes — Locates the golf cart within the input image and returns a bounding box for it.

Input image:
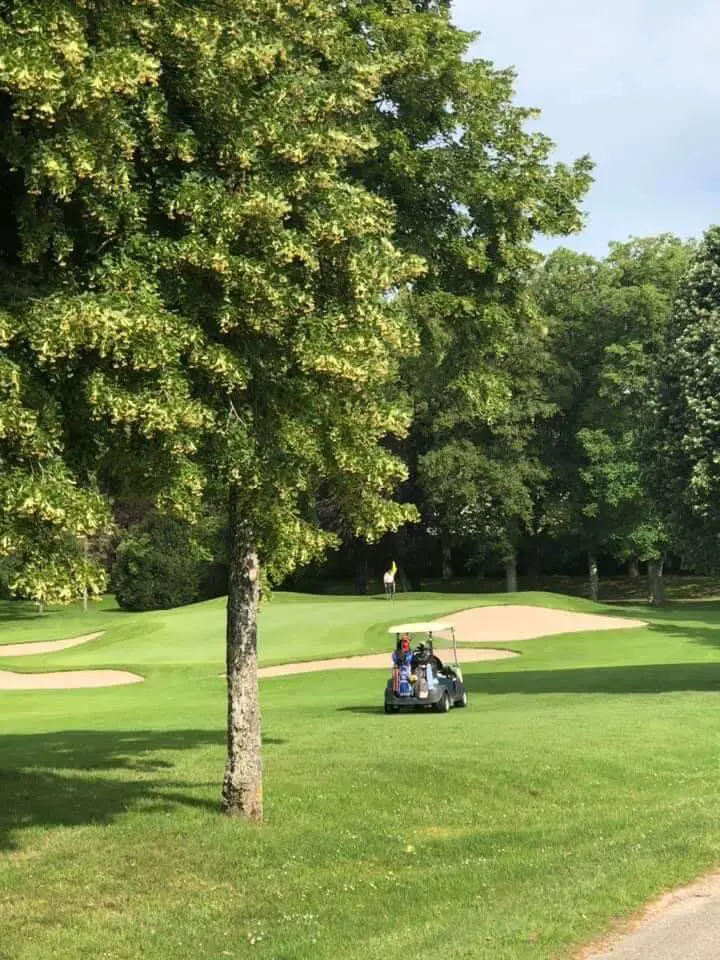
[384,621,468,714]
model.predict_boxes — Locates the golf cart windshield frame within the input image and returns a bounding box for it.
[388,621,459,668]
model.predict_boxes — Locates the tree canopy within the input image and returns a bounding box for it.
[0,0,429,818]
[341,0,593,586]
[533,235,693,599]
[652,226,720,571]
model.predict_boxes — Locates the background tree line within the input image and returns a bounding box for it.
[70,231,703,611]
[8,228,706,612]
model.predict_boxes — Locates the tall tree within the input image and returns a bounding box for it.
[418,304,553,591]
[0,0,421,820]
[652,226,720,573]
[534,236,692,601]
[343,1,593,580]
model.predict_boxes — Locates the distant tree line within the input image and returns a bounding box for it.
[93,228,712,611]
[285,232,712,605]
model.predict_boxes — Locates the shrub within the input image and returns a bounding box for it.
[112,513,212,612]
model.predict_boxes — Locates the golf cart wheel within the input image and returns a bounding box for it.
[434,691,451,713]
[455,690,468,708]
[384,703,399,714]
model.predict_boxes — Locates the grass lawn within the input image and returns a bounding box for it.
[3,591,720,959]
[0,590,599,668]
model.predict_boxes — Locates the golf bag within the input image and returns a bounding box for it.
[391,648,413,697]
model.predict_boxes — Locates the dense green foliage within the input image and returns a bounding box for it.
[330,233,696,595]
[112,513,212,612]
[0,0,593,598]
[0,0,426,608]
[0,2,716,601]
[345,2,592,588]
[652,226,720,570]
[531,237,693,589]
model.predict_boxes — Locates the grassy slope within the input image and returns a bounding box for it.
[2,593,720,959]
[0,590,602,670]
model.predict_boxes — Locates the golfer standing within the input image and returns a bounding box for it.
[383,561,397,599]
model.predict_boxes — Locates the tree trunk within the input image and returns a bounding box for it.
[588,551,599,602]
[354,558,368,595]
[628,557,640,579]
[527,536,541,588]
[505,554,518,593]
[647,556,666,606]
[441,541,453,581]
[222,488,263,822]
[82,536,89,612]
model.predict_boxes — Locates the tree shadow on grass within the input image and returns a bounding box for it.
[0,728,286,853]
[0,609,43,624]
[642,619,720,653]
[617,603,720,626]
[339,658,720,714]
[463,661,720,697]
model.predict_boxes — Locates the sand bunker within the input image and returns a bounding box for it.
[0,669,143,691]
[444,605,645,644]
[251,605,646,679]
[0,632,104,657]
[0,604,644,690]
[259,647,517,679]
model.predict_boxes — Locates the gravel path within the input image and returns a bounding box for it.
[579,873,720,960]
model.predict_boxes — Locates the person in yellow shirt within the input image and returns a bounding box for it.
[383,561,397,599]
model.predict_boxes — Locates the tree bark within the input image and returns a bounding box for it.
[82,536,89,612]
[222,488,263,821]
[588,551,599,602]
[527,536,541,588]
[441,541,453,581]
[505,554,518,593]
[628,557,640,579]
[647,556,666,606]
[354,557,368,595]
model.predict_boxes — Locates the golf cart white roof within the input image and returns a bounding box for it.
[388,622,453,635]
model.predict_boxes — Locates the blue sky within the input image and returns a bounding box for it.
[452,0,720,256]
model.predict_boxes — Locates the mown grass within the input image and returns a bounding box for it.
[0,590,602,670]
[319,574,720,601]
[2,592,720,959]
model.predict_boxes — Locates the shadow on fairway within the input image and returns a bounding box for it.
[340,660,720,715]
[626,604,720,625]
[337,706,385,714]
[0,728,286,852]
[337,705,453,717]
[0,609,43,624]
[463,661,720,696]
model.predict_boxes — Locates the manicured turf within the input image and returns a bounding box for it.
[0,590,598,669]
[3,592,720,959]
